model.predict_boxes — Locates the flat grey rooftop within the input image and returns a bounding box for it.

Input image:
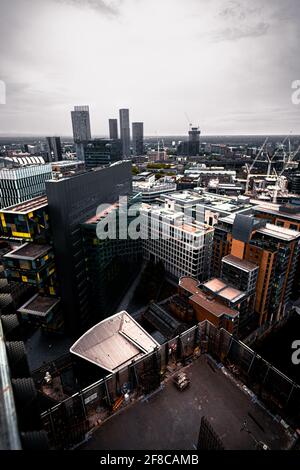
[18,294,60,317]
[4,243,51,260]
[81,357,294,451]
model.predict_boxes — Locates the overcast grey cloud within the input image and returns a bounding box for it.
[0,0,299,136]
[54,0,121,16]
[213,22,270,42]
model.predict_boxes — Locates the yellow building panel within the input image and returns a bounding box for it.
[0,213,6,227]
[12,231,31,238]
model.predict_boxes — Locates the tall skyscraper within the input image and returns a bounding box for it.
[132,122,144,156]
[119,108,131,158]
[71,105,91,143]
[109,118,118,140]
[188,126,200,156]
[46,136,63,162]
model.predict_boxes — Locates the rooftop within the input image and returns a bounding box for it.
[18,294,60,317]
[161,190,253,215]
[218,213,298,243]
[252,201,300,223]
[70,311,159,373]
[203,277,246,304]
[4,243,51,260]
[222,254,258,272]
[141,204,212,235]
[81,357,293,450]
[0,157,48,168]
[51,160,84,168]
[257,223,300,241]
[162,191,203,204]
[179,277,239,318]
[132,181,176,192]
[1,195,48,214]
[84,201,119,225]
[185,169,236,175]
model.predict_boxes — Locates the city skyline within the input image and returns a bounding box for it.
[0,0,300,136]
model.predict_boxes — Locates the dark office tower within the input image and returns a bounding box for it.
[132,122,144,156]
[109,118,118,140]
[119,108,131,158]
[46,136,63,162]
[71,105,92,143]
[83,139,122,169]
[45,161,132,333]
[188,126,201,156]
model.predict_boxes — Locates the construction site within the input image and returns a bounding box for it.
[242,135,300,203]
[31,318,299,450]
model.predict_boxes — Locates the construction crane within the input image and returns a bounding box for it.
[245,137,269,193]
[184,112,193,130]
[278,143,300,177]
[272,143,300,203]
[267,133,292,177]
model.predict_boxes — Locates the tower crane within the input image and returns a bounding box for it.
[272,143,300,203]
[266,132,293,177]
[245,137,269,193]
[184,112,193,130]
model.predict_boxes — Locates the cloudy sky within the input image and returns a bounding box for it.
[0,0,300,136]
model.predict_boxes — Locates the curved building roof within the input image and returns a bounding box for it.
[70,311,159,373]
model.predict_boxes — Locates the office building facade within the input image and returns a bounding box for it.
[81,196,143,322]
[45,161,132,333]
[0,165,52,209]
[141,203,214,281]
[119,108,131,158]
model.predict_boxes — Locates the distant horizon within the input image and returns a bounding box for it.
[1,133,300,140]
